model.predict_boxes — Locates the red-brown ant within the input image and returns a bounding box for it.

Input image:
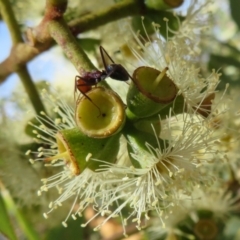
[75,46,132,115]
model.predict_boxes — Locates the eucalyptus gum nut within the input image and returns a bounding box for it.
[129,94,185,124]
[126,108,141,121]
[155,94,186,119]
[75,87,126,138]
[134,118,161,135]
[127,83,168,118]
[86,133,121,171]
[155,93,215,119]
[123,127,165,169]
[127,66,177,118]
[56,128,121,174]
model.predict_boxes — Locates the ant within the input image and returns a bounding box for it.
[75,46,132,114]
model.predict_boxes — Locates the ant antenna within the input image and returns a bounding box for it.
[79,91,103,118]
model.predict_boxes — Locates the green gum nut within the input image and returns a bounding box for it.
[45,128,121,175]
[127,66,177,119]
[149,94,185,120]
[158,93,215,119]
[123,126,165,168]
[75,87,126,138]
[134,118,161,135]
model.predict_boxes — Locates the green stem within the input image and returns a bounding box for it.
[0,0,46,114]
[0,0,142,82]
[0,0,179,83]
[68,0,143,33]
[48,18,96,73]
[0,0,180,84]
[17,68,46,114]
[0,0,22,44]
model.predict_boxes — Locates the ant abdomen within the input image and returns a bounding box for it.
[106,64,129,81]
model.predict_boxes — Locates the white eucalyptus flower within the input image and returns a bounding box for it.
[127,1,219,117]
[148,185,240,240]
[28,90,124,228]
[95,113,219,231]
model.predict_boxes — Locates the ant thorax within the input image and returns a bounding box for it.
[82,70,103,83]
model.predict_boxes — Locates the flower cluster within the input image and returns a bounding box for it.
[28,1,234,237]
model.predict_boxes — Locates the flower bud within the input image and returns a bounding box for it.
[133,118,161,135]
[194,218,218,240]
[75,87,126,138]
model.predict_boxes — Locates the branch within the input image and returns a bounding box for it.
[48,19,95,73]
[0,0,181,83]
[0,0,46,114]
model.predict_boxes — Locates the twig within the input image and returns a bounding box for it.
[0,0,179,83]
[0,0,46,114]
[48,18,95,73]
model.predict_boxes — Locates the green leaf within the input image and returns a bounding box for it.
[25,117,42,138]
[209,54,240,68]
[0,192,17,240]
[0,188,40,240]
[208,53,240,89]
[229,0,240,30]
[76,38,101,52]
[224,216,240,239]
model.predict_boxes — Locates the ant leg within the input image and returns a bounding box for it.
[79,89,103,118]
[100,46,132,82]
[100,46,115,70]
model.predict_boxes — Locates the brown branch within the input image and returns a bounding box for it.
[0,0,182,84]
[48,18,95,73]
[0,0,46,114]
[0,0,141,83]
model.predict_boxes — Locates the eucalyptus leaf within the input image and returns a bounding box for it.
[0,192,17,240]
[229,0,240,30]
[76,38,101,52]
